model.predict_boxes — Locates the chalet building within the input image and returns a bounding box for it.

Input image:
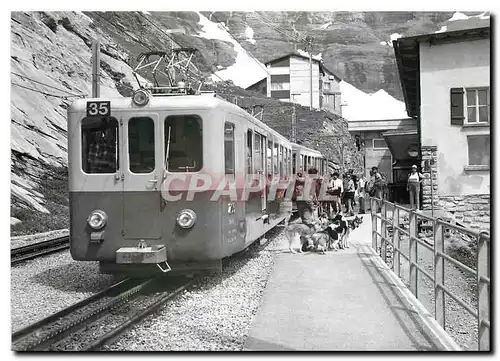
[393,26,490,230]
[246,52,342,117]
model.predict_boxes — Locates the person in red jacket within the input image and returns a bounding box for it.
[293,167,318,226]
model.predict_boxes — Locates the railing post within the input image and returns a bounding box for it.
[477,231,490,351]
[381,201,387,262]
[434,220,445,329]
[409,210,418,297]
[371,197,377,251]
[393,206,400,277]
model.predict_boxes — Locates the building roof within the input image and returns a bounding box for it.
[246,77,266,89]
[265,52,342,81]
[393,26,490,118]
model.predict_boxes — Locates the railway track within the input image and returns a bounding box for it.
[12,275,197,351]
[11,236,70,265]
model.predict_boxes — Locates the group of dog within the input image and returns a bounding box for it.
[285,213,364,254]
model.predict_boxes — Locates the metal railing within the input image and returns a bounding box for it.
[369,197,490,351]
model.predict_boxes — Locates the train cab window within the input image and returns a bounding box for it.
[81,116,119,174]
[246,130,253,175]
[165,115,202,172]
[224,122,235,174]
[128,117,155,174]
[292,153,297,174]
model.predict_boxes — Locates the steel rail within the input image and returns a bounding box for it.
[11,277,150,351]
[83,277,198,351]
[11,236,70,265]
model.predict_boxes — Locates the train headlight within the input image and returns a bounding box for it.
[177,209,196,229]
[87,210,108,230]
[132,89,150,106]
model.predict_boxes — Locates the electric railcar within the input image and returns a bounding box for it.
[291,143,326,175]
[67,89,325,274]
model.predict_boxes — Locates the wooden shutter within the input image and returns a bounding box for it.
[450,88,465,125]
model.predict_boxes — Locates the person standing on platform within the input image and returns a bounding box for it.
[327,172,343,217]
[344,174,355,216]
[407,165,424,210]
[357,174,366,214]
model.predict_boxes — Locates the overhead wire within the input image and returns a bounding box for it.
[11,82,81,99]
[11,72,86,97]
[209,13,270,76]
[249,12,305,43]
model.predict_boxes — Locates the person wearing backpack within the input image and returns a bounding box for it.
[407,165,424,210]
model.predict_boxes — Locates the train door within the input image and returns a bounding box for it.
[122,114,162,240]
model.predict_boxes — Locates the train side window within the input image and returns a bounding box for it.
[267,140,273,178]
[279,145,284,176]
[81,116,119,174]
[128,117,155,174]
[287,149,291,177]
[254,133,262,174]
[273,142,279,175]
[165,115,203,172]
[283,148,287,177]
[224,122,235,174]
[247,129,253,175]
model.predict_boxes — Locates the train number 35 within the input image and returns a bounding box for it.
[87,101,111,117]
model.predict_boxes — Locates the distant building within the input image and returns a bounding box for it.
[394,26,490,230]
[246,52,342,117]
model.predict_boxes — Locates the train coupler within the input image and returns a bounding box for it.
[115,240,168,270]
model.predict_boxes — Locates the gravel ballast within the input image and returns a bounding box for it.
[103,229,286,351]
[11,251,116,333]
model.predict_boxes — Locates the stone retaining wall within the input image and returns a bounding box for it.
[440,194,490,232]
[421,146,439,210]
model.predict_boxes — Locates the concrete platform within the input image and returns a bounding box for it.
[244,214,458,351]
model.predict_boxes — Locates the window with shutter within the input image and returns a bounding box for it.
[465,87,490,124]
[450,88,465,125]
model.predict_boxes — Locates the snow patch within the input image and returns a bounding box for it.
[476,11,490,20]
[320,22,332,29]
[75,11,93,23]
[196,12,268,88]
[435,26,447,33]
[448,12,471,21]
[296,49,322,61]
[380,41,388,46]
[142,11,151,15]
[390,33,402,41]
[245,25,256,44]
[339,81,408,122]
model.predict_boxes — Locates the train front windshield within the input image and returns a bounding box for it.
[81,116,119,174]
[165,115,203,172]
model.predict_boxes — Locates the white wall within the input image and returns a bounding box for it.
[289,56,320,109]
[420,38,490,196]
